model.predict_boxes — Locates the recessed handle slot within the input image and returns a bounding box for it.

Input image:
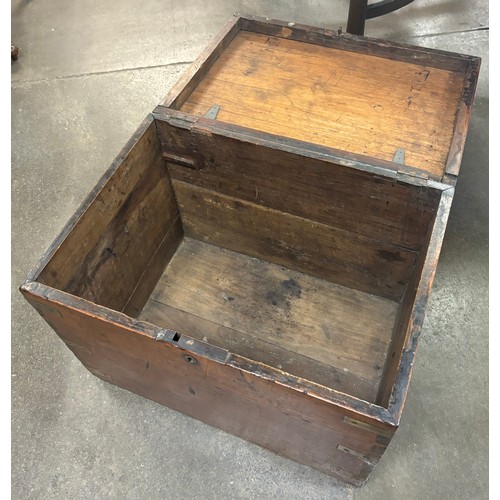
[163,152,199,170]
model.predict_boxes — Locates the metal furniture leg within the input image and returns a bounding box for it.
[347,0,368,36]
[347,0,415,36]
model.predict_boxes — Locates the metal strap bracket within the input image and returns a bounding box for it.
[204,104,220,120]
[392,147,405,165]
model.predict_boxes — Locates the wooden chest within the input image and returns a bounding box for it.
[21,15,480,486]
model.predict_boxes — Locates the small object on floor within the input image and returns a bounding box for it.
[11,44,20,61]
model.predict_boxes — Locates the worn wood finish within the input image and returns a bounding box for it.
[27,115,156,282]
[180,30,465,178]
[155,107,442,187]
[37,119,180,312]
[383,188,454,415]
[445,58,481,178]
[139,238,398,402]
[238,15,475,73]
[21,281,396,425]
[21,281,396,485]
[20,16,480,486]
[122,216,183,317]
[162,16,241,109]
[156,117,440,251]
[61,163,175,310]
[172,180,417,300]
[375,230,433,406]
[139,301,380,404]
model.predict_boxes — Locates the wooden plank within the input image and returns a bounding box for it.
[377,190,449,407]
[38,118,179,312]
[156,118,441,251]
[38,118,163,289]
[377,188,454,416]
[444,58,481,178]
[28,115,156,282]
[63,165,176,310]
[172,180,417,300]
[21,281,396,425]
[388,188,455,420]
[239,15,474,72]
[343,416,394,439]
[140,300,381,403]
[122,216,183,317]
[149,238,397,383]
[139,238,399,402]
[180,30,466,179]
[20,281,396,483]
[375,235,429,407]
[154,106,444,186]
[162,16,241,109]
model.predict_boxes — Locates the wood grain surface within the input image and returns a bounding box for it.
[156,117,441,251]
[38,120,181,312]
[21,282,395,485]
[382,189,454,416]
[172,180,417,300]
[180,31,465,178]
[139,238,399,402]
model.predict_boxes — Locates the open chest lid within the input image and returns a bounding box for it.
[154,15,480,187]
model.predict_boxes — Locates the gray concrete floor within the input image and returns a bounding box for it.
[12,1,488,498]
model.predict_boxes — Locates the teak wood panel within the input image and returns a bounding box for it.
[380,189,454,413]
[21,282,396,485]
[122,217,183,318]
[37,120,181,312]
[171,180,417,300]
[238,16,475,73]
[139,238,399,402]
[140,302,381,404]
[375,214,436,407]
[156,118,441,252]
[180,31,465,178]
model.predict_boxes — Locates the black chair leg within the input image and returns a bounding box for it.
[347,0,368,36]
[347,0,415,36]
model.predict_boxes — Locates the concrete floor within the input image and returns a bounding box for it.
[12,1,488,498]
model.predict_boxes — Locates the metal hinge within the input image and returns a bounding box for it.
[204,104,220,120]
[391,147,431,184]
[392,148,405,165]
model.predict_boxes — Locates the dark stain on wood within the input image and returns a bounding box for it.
[139,238,399,403]
[171,180,418,300]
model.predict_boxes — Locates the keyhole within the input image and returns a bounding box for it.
[184,355,198,365]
